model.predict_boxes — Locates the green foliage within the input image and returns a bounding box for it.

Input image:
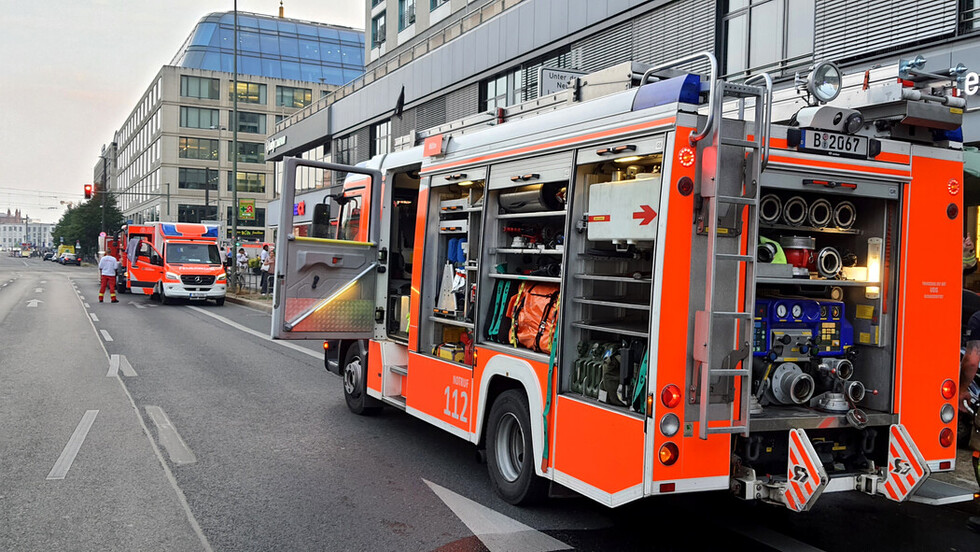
[248,256,261,269]
[50,193,124,258]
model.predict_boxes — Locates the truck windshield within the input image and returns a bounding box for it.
[166,243,222,264]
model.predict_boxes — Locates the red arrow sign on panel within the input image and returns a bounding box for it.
[632,204,657,225]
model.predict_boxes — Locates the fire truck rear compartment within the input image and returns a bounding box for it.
[736,426,889,480]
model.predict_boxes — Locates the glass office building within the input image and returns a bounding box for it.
[171,12,365,86]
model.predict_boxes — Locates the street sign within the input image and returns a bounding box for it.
[537,67,586,96]
[239,199,255,221]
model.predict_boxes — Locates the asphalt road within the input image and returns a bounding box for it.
[2,254,979,551]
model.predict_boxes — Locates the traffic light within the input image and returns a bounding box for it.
[84,184,93,199]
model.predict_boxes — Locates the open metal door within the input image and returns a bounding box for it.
[272,158,382,341]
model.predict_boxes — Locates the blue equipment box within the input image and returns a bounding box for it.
[753,299,854,357]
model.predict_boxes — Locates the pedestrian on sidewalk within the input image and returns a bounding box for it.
[259,244,271,295]
[98,252,120,303]
[261,249,276,296]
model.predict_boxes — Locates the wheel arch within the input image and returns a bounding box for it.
[474,355,548,477]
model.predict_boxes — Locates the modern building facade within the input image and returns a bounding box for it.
[0,209,54,250]
[268,0,980,236]
[101,10,364,243]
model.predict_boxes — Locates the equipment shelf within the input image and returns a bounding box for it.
[760,222,862,235]
[571,319,649,338]
[750,405,896,431]
[756,277,879,287]
[572,296,650,311]
[497,210,566,219]
[488,273,561,283]
[574,273,651,283]
[428,315,474,329]
[493,248,564,255]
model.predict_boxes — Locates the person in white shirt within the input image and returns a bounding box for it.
[98,253,120,303]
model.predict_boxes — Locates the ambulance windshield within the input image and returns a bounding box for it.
[166,243,222,265]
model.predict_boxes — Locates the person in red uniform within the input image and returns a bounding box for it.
[98,252,120,303]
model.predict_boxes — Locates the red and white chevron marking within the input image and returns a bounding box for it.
[784,429,824,512]
[882,424,928,502]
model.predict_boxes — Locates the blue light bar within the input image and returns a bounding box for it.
[632,74,702,111]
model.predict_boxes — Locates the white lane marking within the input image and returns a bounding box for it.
[720,521,828,552]
[47,410,99,480]
[40,280,47,283]
[90,313,99,322]
[106,354,137,378]
[35,287,43,293]
[21,260,28,267]
[133,303,146,309]
[84,303,91,308]
[145,406,197,465]
[187,306,320,360]
[66,283,213,552]
[2,283,7,287]
[79,295,85,299]
[100,329,113,342]
[26,299,42,308]
[424,480,568,552]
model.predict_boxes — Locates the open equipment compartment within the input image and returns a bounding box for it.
[560,135,667,414]
[743,164,902,475]
[419,168,486,366]
[477,153,570,363]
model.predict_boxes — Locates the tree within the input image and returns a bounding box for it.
[50,193,124,259]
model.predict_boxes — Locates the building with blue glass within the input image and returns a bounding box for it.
[99,9,364,243]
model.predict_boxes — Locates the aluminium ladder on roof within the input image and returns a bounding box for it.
[693,76,771,440]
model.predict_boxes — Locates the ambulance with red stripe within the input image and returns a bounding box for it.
[272,53,973,510]
[126,222,226,305]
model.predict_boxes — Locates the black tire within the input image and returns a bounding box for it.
[343,342,382,415]
[214,297,225,306]
[160,283,173,305]
[486,389,547,505]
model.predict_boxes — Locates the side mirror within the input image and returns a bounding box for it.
[150,253,163,266]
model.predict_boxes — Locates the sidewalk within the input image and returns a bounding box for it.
[225,291,272,313]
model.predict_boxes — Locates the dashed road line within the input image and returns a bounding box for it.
[186,305,320,360]
[106,354,137,377]
[100,329,113,342]
[145,406,197,465]
[90,313,99,322]
[46,410,99,480]
[35,287,43,293]
[84,303,91,308]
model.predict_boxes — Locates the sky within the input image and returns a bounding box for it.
[0,0,363,223]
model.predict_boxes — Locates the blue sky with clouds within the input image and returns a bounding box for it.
[0,1,362,222]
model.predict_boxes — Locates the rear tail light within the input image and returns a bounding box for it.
[939,428,954,448]
[941,379,956,400]
[939,461,951,470]
[661,384,682,408]
[941,404,955,424]
[659,442,679,466]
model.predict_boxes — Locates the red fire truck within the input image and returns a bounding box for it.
[272,53,973,510]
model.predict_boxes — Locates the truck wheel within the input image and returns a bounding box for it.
[486,389,547,505]
[343,343,381,415]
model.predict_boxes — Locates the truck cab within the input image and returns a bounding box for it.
[128,223,226,305]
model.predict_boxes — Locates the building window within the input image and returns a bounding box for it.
[430,0,448,9]
[963,0,980,33]
[179,106,220,129]
[398,0,416,31]
[228,142,266,164]
[178,137,219,160]
[178,204,218,223]
[228,81,267,104]
[722,0,814,76]
[276,85,313,108]
[334,134,357,165]
[227,171,266,193]
[227,206,266,227]
[178,168,219,190]
[481,69,523,111]
[180,76,220,100]
[372,0,384,6]
[372,13,386,47]
[230,111,267,134]
[371,120,391,157]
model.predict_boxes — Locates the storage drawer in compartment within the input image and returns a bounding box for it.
[439,218,468,234]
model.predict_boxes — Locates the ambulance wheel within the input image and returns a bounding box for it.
[486,389,547,505]
[343,342,381,416]
[160,283,173,305]
[214,298,225,306]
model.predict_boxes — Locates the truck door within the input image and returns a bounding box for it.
[272,159,383,341]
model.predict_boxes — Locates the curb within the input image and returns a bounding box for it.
[225,294,273,313]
